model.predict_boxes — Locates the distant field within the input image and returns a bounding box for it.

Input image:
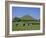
[12,22,40,31]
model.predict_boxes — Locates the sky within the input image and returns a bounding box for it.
[12,7,40,19]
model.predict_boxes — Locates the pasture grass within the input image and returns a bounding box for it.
[12,22,40,31]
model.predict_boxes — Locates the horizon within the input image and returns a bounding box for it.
[12,7,40,20]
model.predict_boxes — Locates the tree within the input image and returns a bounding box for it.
[12,17,21,22]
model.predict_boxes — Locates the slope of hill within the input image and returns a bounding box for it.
[12,15,40,22]
[20,15,35,20]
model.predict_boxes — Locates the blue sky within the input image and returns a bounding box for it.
[12,7,40,19]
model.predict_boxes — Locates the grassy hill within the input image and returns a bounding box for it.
[20,15,35,20]
[12,15,40,31]
[12,15,39,22]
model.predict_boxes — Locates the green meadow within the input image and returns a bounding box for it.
[12,15,40,31]
[12,22,40,31]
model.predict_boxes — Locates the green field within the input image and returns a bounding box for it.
[12,22,40,31]
[12,15,40,31]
